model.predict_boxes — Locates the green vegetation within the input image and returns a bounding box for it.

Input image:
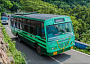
[73,46,90,55]
[42,0,90,9]
[0,21,25,64]
[0,12,1,20]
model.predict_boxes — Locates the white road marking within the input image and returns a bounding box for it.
[7,27,11,31]
[71,49,90,57]
[50,56,63,64]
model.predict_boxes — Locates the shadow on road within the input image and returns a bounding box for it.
[11,37,71,64]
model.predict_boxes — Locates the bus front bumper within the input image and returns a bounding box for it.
[45,46,73,56]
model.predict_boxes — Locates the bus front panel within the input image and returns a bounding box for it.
[44,17,75,56]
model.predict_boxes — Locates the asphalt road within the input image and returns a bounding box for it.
[3,20,90,64]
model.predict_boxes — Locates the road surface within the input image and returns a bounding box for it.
[3,20,90,64]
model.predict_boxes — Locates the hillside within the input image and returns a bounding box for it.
[42,0,90,9]
[0,0,90,44]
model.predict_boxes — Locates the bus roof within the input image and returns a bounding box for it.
[12,13,68,21]
[14,12,37,15]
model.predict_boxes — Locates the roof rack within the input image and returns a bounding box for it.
[14,12,37,15]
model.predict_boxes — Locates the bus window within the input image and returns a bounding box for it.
[15,22,17,28]
[12,22,14,27]
[20,18,22,22]
[13,22,15,28]
[24,25,26,31]
[17,22,20,29]
[20,23,22,29]
[41,23,45,38]
[28,26,30,33]
[37,27,40,36]
[30,20,36,35]
[30,27,33,34]
[23,19,26,24]
[36,22,41,36]
[21,24,24,30]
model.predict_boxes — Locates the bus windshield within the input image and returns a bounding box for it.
[46,22,73,39]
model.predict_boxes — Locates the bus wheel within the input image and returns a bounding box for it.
[18,36,21,42]
[36,45,42,55]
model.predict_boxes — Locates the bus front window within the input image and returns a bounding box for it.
[46,22,73,40]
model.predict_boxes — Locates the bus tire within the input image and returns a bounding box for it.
[18,35,21,43]
[36,45,42,55]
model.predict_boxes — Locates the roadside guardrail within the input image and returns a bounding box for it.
[75,40,90,49]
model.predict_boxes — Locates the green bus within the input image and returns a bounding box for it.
[10,12,75,56]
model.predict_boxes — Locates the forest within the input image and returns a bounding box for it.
[0,0,90,44]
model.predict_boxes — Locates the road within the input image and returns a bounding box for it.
[3,20,90,64]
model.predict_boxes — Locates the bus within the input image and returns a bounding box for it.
[10,12,75,56]
[1,12,8,25]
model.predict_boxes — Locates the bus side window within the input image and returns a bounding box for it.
[27,20,30,33]
[37,27,40,36]
[30,27,33,34]
[28,25,30,33]
[20,18,22,29]
[33,21,36,35]
[23,19,27,31]
[15,18,17,28]
[15,22,17,28]
[17,18,20,29]
[36,22,41,36]
[41,23,45,38]
[30,21,34,34]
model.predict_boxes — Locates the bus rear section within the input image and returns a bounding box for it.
[44,17,75,56]
[1,13,8,25]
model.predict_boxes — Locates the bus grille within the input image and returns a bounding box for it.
[59,42,68,48]
[65,42,68,46]
[59,43,63,48]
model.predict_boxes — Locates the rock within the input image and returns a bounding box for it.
[0,44,7,53]
[2,50,8,60]
[8,57,15,64]
[7,60,11,64]
[0,49,2,57]
[0,57,3,64]
[2,57,7,64]
[1,39,5,44]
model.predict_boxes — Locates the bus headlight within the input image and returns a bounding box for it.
[71,42,74,44]
[52,47,54,50]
